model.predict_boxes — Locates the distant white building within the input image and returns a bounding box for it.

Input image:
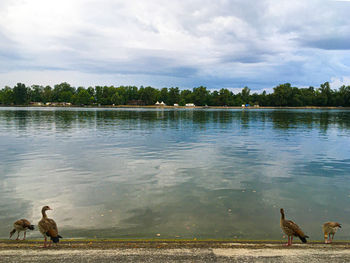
[185,103,195,107]
[160,101,166,106]
[174,103,179,107]
[155,101,160,105]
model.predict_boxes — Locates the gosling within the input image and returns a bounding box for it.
[323,222,341,244]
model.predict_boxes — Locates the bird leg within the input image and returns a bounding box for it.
[23,231,26,241]
[40,236,47,248]
[16,232,20,240]
[284,236,291,246]
[48,240,52,247]
[290,236,293,246]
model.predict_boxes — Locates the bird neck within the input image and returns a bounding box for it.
[42,210,48,219]
[280,211,285,220]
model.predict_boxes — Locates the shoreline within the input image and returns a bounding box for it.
[0,105,349,110]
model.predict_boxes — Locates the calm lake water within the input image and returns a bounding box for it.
[0,107,350,240]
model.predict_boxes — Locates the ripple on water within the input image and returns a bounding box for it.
[0,108,350,239]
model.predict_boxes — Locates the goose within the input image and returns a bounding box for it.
[38,206,62,247]
[9,219,34,240]
[280,208,309,246]
[323,222,341,244]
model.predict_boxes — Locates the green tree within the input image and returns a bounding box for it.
[258,90,268,106]
[299,87,315,106]
[95,86,103,104]
[210,90,220,106]
[159,88,169,104]
[87,87,95,100]
[180,89,193,104]
[42,86,53,103]
[179,98,186,106]
[250,92,260,106]
[192,86,209,106]
[317,82,333,106]
[290,87,302,106]
[139,86,159,105]
[2,81,350,107]
[111,91,122,105]
[30,85,44,102]
[218,89,233,106]
[0,86,14,105]
[74,87,93,105]
[53,82,75,103]
[115,86,127,105]
[13,83,28,105]
[338,85,350,106]
[232,94,244,106]
[273,83,293,106]
[95,86,117,105]
[168,87,180,105]
[103,86,117,105]
[241,86,251,104]
[125,86,139,102]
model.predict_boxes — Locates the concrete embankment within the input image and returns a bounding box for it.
[1,240,350,262]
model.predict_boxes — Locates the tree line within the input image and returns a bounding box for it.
[0,82,349,107]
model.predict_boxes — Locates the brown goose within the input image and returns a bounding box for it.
[38,206,62,247]
[9,219,34,240]
[280,208,308,246]
[323,222,341,244]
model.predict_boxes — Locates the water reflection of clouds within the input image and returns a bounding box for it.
[1,108,350,239]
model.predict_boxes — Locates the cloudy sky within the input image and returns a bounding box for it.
[0,0,350,91]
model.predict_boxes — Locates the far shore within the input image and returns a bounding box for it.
[1,105,350,110]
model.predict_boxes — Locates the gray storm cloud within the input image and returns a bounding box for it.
[0,0,349,89]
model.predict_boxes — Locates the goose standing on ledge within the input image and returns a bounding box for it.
[323,222,341,244]
[38,206,62,247]
[280,208,309,246]
[9,219,34,240]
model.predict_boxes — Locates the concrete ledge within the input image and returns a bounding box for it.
[1,241,350,262]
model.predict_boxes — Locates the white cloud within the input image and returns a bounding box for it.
[330,76,350,89]
[0,0,350,89]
